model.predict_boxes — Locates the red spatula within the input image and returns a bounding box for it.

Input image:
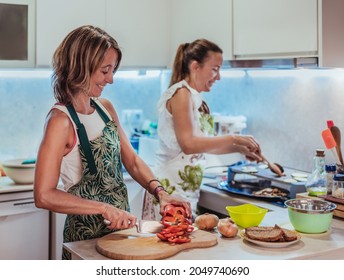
[321,128,341,165]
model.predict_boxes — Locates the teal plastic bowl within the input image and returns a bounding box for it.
[285,199,336,233]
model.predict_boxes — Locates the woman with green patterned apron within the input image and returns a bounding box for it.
[34,25,192,260]
[142,39,263,220]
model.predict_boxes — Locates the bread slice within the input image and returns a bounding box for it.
[245,225,283,242]
[245,225,298,242]
[281,228,298,241]
[245,226,275,232]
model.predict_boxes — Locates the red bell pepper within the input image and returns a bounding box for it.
[157,204,194,244]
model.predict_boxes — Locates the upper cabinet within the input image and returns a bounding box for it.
[36,0,169,68]
[105,0,169,68]
[0,0,36,68]
[232,0,319,60]
[36,0,107,68]
[321,0,344,67]
[169,0,233,67]
[18,0,344,68]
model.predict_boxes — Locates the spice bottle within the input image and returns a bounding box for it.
[332,173,344,199]
[305,149,327,196]
[325,164,336,195]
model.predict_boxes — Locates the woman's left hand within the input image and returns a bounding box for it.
[157,191,192,218]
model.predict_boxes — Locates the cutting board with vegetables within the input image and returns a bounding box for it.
[96,229,217,260]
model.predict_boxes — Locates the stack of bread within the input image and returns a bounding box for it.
[245,224,298,242]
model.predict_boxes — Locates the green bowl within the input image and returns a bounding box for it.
[226,204,267,228]
[285,199,336,233]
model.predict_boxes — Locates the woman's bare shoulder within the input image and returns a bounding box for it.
[45,108,73,130]
[97,98,119,120]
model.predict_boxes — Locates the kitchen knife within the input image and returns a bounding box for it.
[103,219,163,234]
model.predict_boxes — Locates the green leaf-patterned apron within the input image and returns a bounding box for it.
[62,100,129,260]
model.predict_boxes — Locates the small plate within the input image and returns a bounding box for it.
[241,166,258,173]
[240,229,301,248]
[291,172,308,178]
[293,177,308,182]
[283,178,298,183]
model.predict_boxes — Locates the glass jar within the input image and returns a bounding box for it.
[332,173,344,199]
[325,164,336,195]
[305,149,327,196]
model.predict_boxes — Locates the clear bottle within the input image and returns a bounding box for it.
[325,164,336,195]
[305,149,327,196]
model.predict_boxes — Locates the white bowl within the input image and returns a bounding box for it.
[1,158,35,184]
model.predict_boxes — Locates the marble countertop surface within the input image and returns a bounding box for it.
[0,172,134,194]
[0,177,33,193]
[63,176,344,261]
[63,209,344,260]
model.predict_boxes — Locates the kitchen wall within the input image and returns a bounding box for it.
[1,68,344,172]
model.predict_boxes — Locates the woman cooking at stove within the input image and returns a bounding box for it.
[33,25,191,260]
[142,39,263,220]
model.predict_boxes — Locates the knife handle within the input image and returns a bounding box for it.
[103,219,139,231]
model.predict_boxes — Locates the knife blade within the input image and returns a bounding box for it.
[103,219,163,234]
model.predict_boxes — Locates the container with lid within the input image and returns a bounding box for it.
[332,173,344,199]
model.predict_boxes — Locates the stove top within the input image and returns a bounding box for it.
[204,181,288,208]
[203,161,309,208]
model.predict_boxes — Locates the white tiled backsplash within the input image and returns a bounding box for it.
[1,68,344,172]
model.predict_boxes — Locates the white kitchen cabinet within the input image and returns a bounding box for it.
[321,0,344,67]
[233,0,319,59]
[105,0,170,68]
[36,0,106,67]
[169,0,233,66]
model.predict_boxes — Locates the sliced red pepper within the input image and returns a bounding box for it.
[158,204,193,244]
[161,214,185,227]
[167,235,191,243]
[163,205,186,218]
[161,216,176,227]
[156,233,167,241]
[173,206,186,217]
[185,225,194,233]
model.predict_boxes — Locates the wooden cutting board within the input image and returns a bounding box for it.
[96,229,217,260]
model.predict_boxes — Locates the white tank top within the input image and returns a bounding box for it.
[52,99,112,191]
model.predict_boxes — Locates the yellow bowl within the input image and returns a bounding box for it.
[225,204,268,228]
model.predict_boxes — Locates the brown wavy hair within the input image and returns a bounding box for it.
[52,25,122,105]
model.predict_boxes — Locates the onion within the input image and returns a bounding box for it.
[194,213,219,231]
[217,218,238,238]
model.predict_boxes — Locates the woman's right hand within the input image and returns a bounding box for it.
[233,135,262,161]
[102,204,137,230]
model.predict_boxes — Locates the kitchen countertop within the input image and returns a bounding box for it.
[0,172,134,194]
[63,210,344,260]
[63,177,344,260]
[0,177,33,193]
